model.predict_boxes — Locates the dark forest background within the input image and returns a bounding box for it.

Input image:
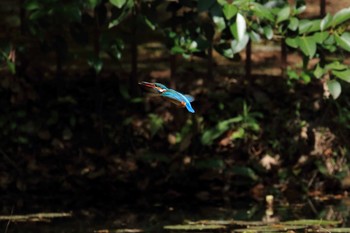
[1,0,350,204]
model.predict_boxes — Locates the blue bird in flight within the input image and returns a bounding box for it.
[139,81,195,113]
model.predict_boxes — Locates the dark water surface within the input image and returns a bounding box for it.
[1,195,350,233]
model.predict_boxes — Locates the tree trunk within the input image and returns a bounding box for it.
[281,39,287,77]
[320,0,326,17]
[245,40,252,80]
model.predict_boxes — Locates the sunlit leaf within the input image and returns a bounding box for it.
[143,16,156,30]
[313,31,329,44]
[110,0,127,8]
[87,56,103,73]
[222,3,238,20]
[234,225,306,232]
[298,36,317,58]
[327,80,341,99]
[263,25,273,40]
[276,6,290,23]
[313,64,324,79]
[332,7,350,27]
[325,61,348,71]
[230,33,249,54]
[288,17,299,31]
[335,32,350,52]
[251,3,274,22]
[322,228,350,232]
[213,16,226,32]
[295,4,306,15]
[285,37,298,48]
[320,13,332,31]
[298,19,321,34]
[282,219,341,226]
[231,128,244,139]
[230,13,246,41]
[249,31,261,42]
[333,69,350,83]
[201,116,243,145]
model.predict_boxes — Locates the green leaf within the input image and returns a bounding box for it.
[24,0,40,11]
[148,113,163,137]
[327,80,341,99]
[213,16,226,32]
[298,19,313,34]
[332,7,350,27]
[222,3,238,20]
[231,165,258,181]
[298,19,321,34]
[87,56,103,73]
[217,0,226,6]
[164,224,226,231]
[201,116,243,145]
[249,31,261,42]
[313,64,324,79]
[231,128,245,139]
[313,31,329,44]
[109,0,126,8]
[6,60,15,74]
[298,36,317,58]
[277,6,290,23]
[325,61,348,71]
[295,5,307,15]
[288,17,299,31]
[171,45,185,54]
[143,16,156,30]
[282,219,341,226]
[320,13,333,31]
[230,13,246,41]
[285,37,298,48]
[335,32,350,52]
[231,33,249,54]
[251,3,274,22]
[87,0,102,8]
[263,25,273,40]
[333,69,350,83]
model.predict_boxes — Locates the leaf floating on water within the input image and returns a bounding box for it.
[232,220,266,226]
[115,229,143,233]
[282,219,341,226]
[0,212,72,222]
[185,219,265,227]
[234,224,306,232]
[164,224,226,231]
[94,229,143,233]
[319,228,350,233]
[186,219,235,225]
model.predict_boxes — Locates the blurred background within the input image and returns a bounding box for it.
[0,0,350,207]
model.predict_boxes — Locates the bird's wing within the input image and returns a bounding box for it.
[183,94,195,102]
[161,91,183,104]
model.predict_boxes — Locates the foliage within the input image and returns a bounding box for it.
[0,0,350,200]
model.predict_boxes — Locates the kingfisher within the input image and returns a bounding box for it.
[139,81,195,113]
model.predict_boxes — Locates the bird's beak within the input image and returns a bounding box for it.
[138,81,155,88]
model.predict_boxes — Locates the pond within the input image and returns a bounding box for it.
[1,195,350,233]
